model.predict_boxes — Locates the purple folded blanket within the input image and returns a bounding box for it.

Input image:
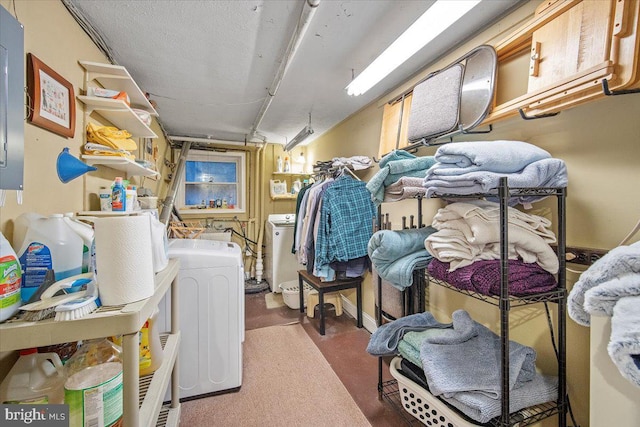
[427,259,557,296]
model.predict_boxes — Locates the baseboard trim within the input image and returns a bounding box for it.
[340,295,377,333]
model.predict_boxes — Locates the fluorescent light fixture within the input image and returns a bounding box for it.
[345,0,482,96]
[284,125,314,151]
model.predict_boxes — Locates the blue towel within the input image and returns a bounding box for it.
[442,374,559,424]
[430,140,551,175]
[379,149,417,168]
[366,312,452,356]
[420,310,537,398]
[568,241,640,326]
[368,227,438,290]
[366,155,436,204]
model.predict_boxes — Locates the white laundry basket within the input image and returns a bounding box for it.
[279,280,313,310]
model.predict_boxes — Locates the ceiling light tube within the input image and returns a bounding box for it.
[346,0,482,97]
[284,125,314,152]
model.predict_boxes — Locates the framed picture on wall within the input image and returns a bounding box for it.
[26,53,76,138]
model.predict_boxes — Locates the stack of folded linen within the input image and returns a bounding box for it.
[82,123,137,160]
[366,150,436,204]
[423,140,567,206]
[399,310,558,424]
[424,199,558,275]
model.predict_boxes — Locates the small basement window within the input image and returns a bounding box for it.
[177,150,246,214]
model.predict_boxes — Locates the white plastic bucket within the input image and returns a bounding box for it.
[17,214,83,302]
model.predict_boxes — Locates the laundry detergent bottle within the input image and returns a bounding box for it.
[17,214,83,302]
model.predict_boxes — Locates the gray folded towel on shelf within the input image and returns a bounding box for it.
[421,310,537,398]
[441,374,559,424]
[366,311,452,356]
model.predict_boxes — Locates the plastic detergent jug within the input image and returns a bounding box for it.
[17,214,83,302]
[0,348,65,404]
[63,213,95,274]
[64,338,123,427]
[12,212,44,253]
[111,307,163,376]
[0,232,22,322]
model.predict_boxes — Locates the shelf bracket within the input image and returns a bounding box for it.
[518,108,560,121]
[602,78,640,96]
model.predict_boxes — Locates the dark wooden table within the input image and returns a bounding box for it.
[298,269,363,335]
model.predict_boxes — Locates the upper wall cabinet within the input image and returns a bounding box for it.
[77,61,158,138]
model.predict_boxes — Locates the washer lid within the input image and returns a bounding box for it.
[168,238,242,268]
[268,213,296,226]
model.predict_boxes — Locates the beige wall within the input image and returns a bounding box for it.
[304,2,640,426]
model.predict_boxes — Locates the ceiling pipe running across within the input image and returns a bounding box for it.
[248,0,321,142]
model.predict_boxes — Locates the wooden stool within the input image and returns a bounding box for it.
[298,270,363,335]
[306,291,343,318]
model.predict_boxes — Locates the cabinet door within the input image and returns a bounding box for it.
[528,0,614,92]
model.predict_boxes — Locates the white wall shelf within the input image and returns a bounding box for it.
[82,155,159,177]
[78,60,158,114]
[77,95,158,138]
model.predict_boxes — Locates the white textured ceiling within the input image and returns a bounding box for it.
[65,0,523,146]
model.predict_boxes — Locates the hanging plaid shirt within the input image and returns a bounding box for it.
[315,175,376,276]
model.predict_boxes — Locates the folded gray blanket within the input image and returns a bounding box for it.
[424,158,568,206]
[568,241,640,326]
[368,226,438,290]
[442,374,559,423]
[608,295,640,388]
[421,310,537,398]
[429,140,551,175]
[366,311,452,356]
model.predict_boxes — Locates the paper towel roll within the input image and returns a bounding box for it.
[94,215,155,306]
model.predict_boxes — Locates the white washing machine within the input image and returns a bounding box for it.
[157,238,244,401]
[264,213,300,293]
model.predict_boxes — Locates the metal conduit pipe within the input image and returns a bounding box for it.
[159,141,191,226]
[248,0,321,140]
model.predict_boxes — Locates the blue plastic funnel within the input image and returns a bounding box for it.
[56,147,98,183]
